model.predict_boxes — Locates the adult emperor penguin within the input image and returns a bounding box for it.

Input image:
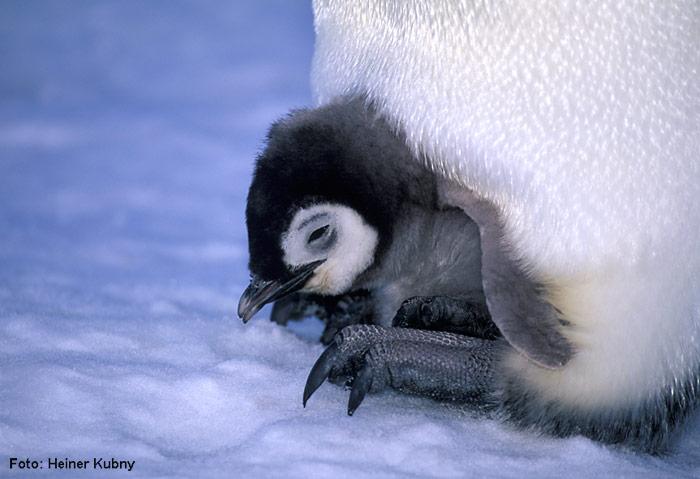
[303,0,700,452]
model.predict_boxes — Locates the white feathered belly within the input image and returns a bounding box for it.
[312,0,700,411]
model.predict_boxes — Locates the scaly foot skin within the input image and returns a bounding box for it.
[303,324,498,415]
[271,290,374,344]
[392,296,501,339]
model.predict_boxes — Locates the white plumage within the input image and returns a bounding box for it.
[311,0,700,447]
[282,203,379,295]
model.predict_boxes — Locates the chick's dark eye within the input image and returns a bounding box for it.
[307,225,329,244]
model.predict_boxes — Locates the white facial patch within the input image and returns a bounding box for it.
[282,203,378,295]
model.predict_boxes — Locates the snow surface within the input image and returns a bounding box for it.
[1,2,699,478]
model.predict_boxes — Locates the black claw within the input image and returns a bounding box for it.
[303,342,338,407]
[347,362,373,416]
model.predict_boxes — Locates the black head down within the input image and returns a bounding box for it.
[245,97,438,281]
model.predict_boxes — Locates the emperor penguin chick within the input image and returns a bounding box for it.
[238,97,497,340]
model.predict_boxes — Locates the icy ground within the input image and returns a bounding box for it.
[1,2,699,478]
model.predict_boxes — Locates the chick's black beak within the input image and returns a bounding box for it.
[237,259,325,323]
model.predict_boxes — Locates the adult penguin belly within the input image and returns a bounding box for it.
[311,0,700,448]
